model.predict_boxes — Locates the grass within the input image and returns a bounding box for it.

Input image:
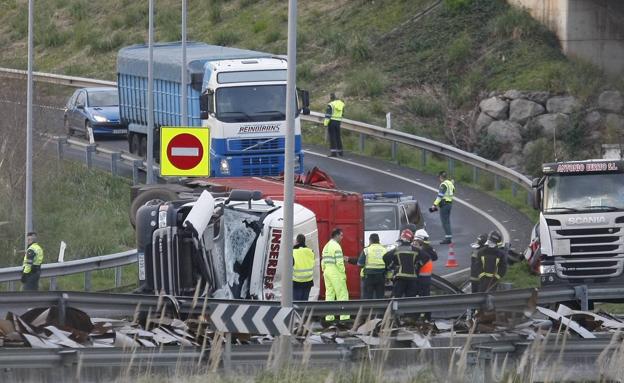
[0,157,134,272]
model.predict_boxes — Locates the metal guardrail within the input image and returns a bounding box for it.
[0,344,351,370]
[301,112,532,190]
[0,284,619,319]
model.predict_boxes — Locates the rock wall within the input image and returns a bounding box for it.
[476,90,624,173]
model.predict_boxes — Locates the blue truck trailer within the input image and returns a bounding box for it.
[117,42,308,177]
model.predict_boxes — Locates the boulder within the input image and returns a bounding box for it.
[584,110,603,130]
[546,96,580,114]
[598,91,624,113]
[525,91,550,105]
[531,113,570,136]
[605,113,624,132]
[503,90,524,100]
[479,97,509,120]
[475,112,495,133]
[509,99,545,125]
[487,120,522,144]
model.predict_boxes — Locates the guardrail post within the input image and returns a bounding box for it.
[50,276,57,291]
[448,159,455,178]
[494,175,500,191]
[473,167,479,184]
[115,266,122,288]
[58,293,67,327]
[359,133,365,153]
[574,285,589,311]
[132,160,143,185]
[85,144,96,169]
[8,281,15,292]
[224,333,232,371]
[421,149,427,169]
[110,152,121,176]
[84,271,92,292]
[511,183,518,198]
[386,113,397,162]
[57,137,67,160]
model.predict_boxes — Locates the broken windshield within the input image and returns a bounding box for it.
[543,173,624,213]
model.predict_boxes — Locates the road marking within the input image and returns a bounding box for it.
[305,149,512,278]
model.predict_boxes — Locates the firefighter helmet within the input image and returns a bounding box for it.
[400,229,414,242]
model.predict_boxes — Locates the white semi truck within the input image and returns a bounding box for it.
[530,159,624,286]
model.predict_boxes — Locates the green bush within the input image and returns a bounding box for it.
[523,137,554,177]
[264,29,282,44]
[209,0,223,24]
[345,68,386,98]
[69,0,89,22]
[446,32,473,67]
[213,30,240,46]
[476,134,503,160]
[348,34,372,63]
[444,0,472,12]
[405,95,444,118]
[252,19,268,34]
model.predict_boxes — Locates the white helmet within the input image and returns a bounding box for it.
[414,229,429,241]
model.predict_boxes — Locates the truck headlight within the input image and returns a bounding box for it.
[539,265,556,274]
[220,159,230,175]
[93,115,108,122]
[158,210,168,228]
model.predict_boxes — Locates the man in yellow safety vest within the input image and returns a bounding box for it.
[21,232,44,291]
[357,233,387,299]
[323,93,345,157]
[292,234,315,301]
[321,228,350,322]
[429,171,455,244]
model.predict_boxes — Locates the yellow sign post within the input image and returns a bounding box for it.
[160,127,210,176]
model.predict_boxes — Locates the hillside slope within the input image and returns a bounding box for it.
[0,0,621,164]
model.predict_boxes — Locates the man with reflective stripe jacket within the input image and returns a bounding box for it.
[357,233,387,299]
[293,234,315,301]
[470,233,488,293]
[321,228,350,321]
[21,232,44,291]
[429,171,455,244]
[383,229,430,298]
[323,93,345,157]
[477,230,508,293]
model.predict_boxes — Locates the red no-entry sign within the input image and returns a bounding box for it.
[167,133,203,170]
[160,127,210,176]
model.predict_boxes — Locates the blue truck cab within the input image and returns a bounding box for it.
[117,42,308,177]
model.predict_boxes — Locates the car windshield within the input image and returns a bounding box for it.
[543,173,624,213]
[88,90,119,107]
[215,85,294,123]
[365,205,398,231]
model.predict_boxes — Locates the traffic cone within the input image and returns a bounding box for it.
[445,242,458,268]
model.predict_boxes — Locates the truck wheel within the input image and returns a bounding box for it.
[139,136,147,158]
[130,133,140,155]
[129,188,179,228]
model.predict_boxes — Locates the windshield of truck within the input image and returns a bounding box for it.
[88,90,119,107]
[365,205,398,231]
[543,173,624,213]
[216,85,296,122]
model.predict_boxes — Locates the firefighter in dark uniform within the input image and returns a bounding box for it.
[358,233,387,299]
[21,232,44,291]
[383,229,430,298]
[414,229,437,321]
[469,233,489,293]
[323,93,345,157]
[477,230,508,293]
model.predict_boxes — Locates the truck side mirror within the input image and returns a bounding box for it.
[298,89,310,115]
[200,91,213,120]
[530,177,542,210]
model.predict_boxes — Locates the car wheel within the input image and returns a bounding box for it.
[85,121,93,141]
[64,116,74,137]
[130,133,140,155]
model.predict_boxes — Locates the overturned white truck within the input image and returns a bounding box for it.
[135,190,320,300]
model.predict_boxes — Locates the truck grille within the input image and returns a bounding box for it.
[553,225,624,279]
[228,137,283,152]
[242,156,281,176]
[149,227,181,295]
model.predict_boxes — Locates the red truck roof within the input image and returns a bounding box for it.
[188,170,365,298]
